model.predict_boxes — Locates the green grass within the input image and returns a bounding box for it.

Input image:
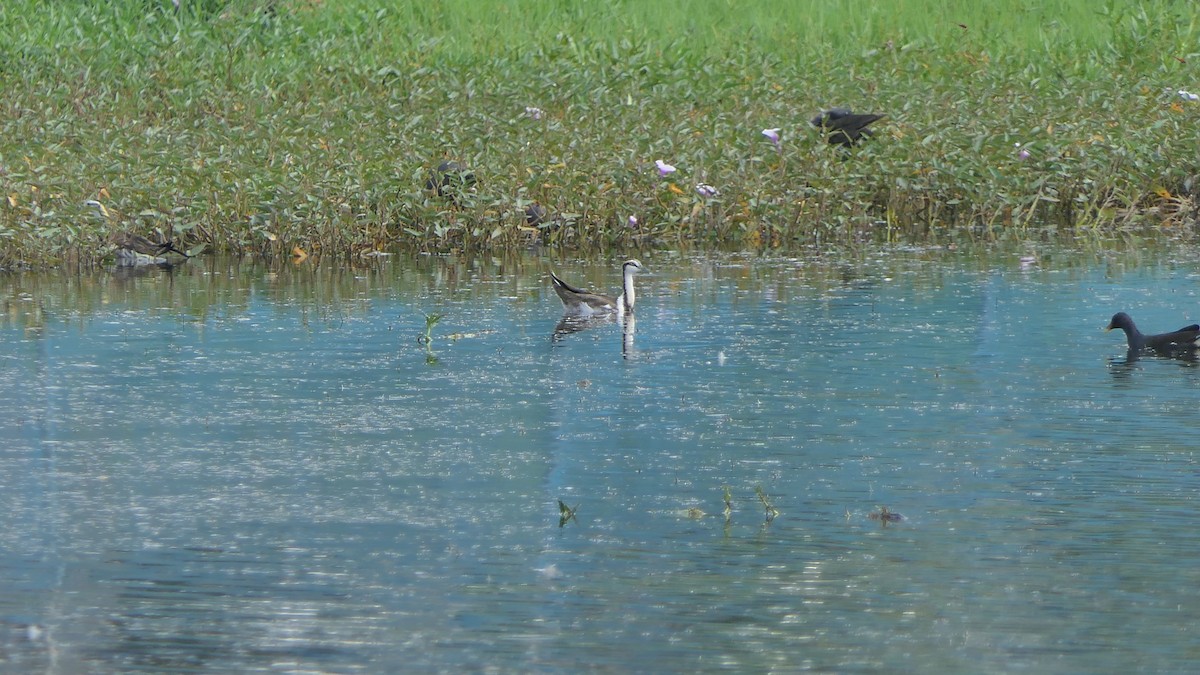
[2,0,1200,268]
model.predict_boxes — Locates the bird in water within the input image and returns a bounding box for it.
[1105,312,1200,354]
[810,107,885,147]
[87,200,189,264]
[549,259,645,316]
[107,231,188,259]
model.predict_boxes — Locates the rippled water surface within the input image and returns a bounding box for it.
[4,248,1200,673]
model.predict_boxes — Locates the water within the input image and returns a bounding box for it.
[4,248,1200,672]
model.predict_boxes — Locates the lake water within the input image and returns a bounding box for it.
[4,247,1200,673]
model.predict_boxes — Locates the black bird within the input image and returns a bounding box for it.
[1105,312,1200,353]
[525,203,548,227]
[425,160,476,202]
[810,107,885,147]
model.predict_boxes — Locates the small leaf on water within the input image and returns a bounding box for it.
[292,246,308,260]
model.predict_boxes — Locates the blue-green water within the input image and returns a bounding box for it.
[3,249,1200,672]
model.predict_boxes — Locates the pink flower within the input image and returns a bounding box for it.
[696,183,718,198]
[762,128,781,148]
[627,215,638,228]
[655,160,677,176]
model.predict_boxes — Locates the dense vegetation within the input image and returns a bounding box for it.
[2,0,1199,268]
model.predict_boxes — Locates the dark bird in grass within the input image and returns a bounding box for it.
[525,203,548,227]
[425,160,476,203]
[1105,312,1200,354]
[810,107,885,147]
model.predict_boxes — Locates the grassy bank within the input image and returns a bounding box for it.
[2,0,1199,268]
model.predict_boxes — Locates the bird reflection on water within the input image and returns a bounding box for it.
[551,313,638,359]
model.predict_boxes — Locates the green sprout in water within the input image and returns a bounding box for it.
[754,485,778,523]
[723,485,733,523]
[558,500,579,527]
[418,313,443,364]
[421,313,443,345]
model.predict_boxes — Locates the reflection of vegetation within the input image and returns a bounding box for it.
[558,500,579,527]
[0,254,531,333]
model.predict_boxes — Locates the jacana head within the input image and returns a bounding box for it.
[623,259,646,275]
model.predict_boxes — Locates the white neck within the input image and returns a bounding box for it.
[620,265,636,313]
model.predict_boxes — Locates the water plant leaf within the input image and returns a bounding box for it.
[558,500,579,527]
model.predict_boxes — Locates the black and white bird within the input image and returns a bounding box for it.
[810,107,885,147]
[549,259,646,316]
[87,200,188,265]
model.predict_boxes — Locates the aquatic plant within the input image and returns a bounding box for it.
[420,313,442,345]
[754,485,779,523]
[558,500,579,527]
[722,485,733,524]
[419,313,442,364]
[2,0,1199,267]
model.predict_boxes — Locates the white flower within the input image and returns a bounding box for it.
[696,183,719,198]
[627,215,638,228]
[525,106,544,119]
[1179,90,1199,102]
